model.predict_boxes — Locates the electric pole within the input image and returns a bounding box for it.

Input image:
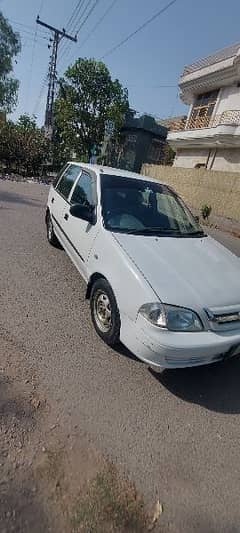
[36,16,77,139]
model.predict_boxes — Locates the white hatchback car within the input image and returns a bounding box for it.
[46,162,240,369]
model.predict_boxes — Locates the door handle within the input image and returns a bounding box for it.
[64,213,69,221]
[51,197,54,203]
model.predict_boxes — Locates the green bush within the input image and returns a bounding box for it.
[201,204,212,221]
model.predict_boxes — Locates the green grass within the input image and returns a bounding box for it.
[71,465,148,533]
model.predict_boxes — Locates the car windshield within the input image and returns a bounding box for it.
[100,174,205,237]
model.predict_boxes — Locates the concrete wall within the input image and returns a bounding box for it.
[141,164,240,222]
[173,147,240,172]
[173,148,209,168]
[212,149,240,171]
[215,85,240,114]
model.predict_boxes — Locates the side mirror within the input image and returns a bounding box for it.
[70,204,96,225]
[194,215,200,223]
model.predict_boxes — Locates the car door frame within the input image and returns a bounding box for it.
[50,163,82,248]
[61,167,99,280]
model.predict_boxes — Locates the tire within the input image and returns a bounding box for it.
[46,211,60,247]
[90,278,121,347]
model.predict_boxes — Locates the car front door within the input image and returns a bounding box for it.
[62,169,99,280]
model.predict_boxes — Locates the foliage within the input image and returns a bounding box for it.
[0,12,21,112]
[162,143,175,166]
[54,58,129,164]
[201,204,212,220]
[0,114,50,175]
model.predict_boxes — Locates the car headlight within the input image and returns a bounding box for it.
[139,303,203,332]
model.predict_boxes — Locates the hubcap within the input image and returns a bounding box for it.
[94,290,112,333]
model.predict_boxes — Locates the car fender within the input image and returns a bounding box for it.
[87,230,158,322]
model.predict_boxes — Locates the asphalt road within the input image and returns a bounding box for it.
[1,180,240,533]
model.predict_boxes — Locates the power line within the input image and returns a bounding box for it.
[36,17,77,136]
[39,0,45,16]
[21,38,50,49]
[33,73,48,116]
[8,18,48,37]
[58,0,116,70]
[100,0,178,60]
[57,0,88,63]
[65,0,86,32]
[78,0,118,50]
[12,26,49,40]
[76,0,100,35]
[58,0,100,70]
[18,29,49,41]
[24,20,40,113]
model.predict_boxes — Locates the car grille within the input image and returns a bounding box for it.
[205,305,240,332]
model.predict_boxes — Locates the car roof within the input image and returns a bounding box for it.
[67,161,166,186]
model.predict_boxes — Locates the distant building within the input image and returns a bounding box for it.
[109,111,168,173]
[168,42,240,171]
[157,115,187,130]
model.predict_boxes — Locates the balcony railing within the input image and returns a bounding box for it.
[170,110,240,132]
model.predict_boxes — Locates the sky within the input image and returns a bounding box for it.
[2,0,240,125]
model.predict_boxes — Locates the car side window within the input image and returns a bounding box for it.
[56,164,81,200]
[52,163,69,188]
[70,171,95,207]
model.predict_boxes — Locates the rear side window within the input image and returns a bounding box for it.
[56,164,81,200]
[70,171,95,207]
[52,163,69,188]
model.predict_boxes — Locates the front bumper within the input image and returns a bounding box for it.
[121,314,240,369]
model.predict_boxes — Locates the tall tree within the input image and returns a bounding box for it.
[54,58,129,162]
[0,12,21,112]
[0,115,50,175]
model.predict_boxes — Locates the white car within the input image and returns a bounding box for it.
[46,162,240,369]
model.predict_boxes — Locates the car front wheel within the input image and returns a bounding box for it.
[46,211,60,247]
[90,278,120,347]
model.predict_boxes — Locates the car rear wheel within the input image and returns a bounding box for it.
[46,211,60,247]
[90,278,120,346]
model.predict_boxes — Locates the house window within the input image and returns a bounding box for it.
[188,90,219,129]
[148,139,164,163]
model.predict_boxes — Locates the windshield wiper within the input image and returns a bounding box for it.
[112,227,206,237]
[116,227,183,235]
[140,227,206,237]
[181,230,206,237]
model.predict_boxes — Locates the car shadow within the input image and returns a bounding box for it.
[0,190,42,207]
[149,356,240,414]
[115,342,143,364]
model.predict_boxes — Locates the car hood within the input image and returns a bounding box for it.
[114,233,240,310]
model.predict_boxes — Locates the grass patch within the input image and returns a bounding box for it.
[72,464,148,532]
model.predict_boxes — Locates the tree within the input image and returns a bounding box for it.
[162,143,175,166]
[0,114,50,175]
[0,12,21,112]
[0,119,18,169]
[54,58,129,163]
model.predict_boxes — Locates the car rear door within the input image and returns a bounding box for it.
[61,169,99,279]
[50,164,82,245]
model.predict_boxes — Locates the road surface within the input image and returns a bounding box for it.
[1,180,240,533]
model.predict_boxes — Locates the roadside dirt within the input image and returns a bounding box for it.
[0,327,151,532]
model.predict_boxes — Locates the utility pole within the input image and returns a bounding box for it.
[36,16,77,139]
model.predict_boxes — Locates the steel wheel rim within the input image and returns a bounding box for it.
[93,290,112,333]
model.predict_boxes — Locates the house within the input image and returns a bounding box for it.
[157,115,187,130]
[168,42,240,171]
[108,111,168,173]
